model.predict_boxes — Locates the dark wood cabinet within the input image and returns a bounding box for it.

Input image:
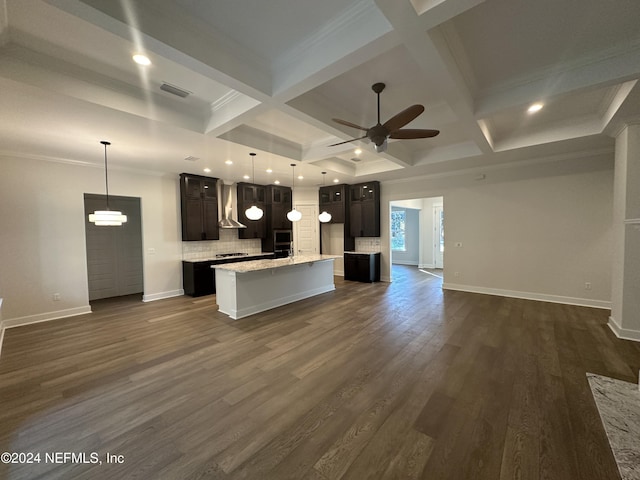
[182,260,215,296]
[344,252,380,282]
[267,185,292,230]
[183,253,275,296]
[237,183,266,239]
[349,181,380,237]
[180,173,219,241]
[319,184,347,223]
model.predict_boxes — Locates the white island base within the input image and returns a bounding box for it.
[214,255,338,320]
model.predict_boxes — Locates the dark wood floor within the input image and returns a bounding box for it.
[1,265,639,480]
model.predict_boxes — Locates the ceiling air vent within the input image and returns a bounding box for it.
[184,156,199,162]
[160,82,191,98]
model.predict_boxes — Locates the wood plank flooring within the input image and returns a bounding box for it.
[1,265,639,479]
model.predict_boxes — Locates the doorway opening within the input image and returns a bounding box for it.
[84,194,144,302]
[390,196,444,280]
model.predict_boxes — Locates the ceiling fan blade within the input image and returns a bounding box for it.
[328,135,368,147]
[332,118,369,131]
[389,128,440,139]
[382,104,425,132]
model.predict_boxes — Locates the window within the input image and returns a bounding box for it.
[391,209,406,251]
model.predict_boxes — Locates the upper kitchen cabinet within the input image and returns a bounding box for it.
[349,181,380,237]
[319,184,347,223]
[266,185,292,231]
[180,173,219,241]
[237,182,266,239]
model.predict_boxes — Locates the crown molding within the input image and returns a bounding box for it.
[273,0,378,72]
[0,150,169,177]
[210,90,242,112]
[383,146,614,186]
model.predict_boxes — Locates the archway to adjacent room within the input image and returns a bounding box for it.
[390,196,444,280]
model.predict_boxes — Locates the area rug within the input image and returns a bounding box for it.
[587,373,640,480]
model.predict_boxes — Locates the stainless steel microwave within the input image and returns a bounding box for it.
[273,229,292,245]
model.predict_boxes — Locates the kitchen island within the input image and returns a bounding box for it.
[213,254,340,319]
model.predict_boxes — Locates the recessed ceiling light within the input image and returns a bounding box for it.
[528,103,543,113]
[203,168,211,173]
[132,54,151,66]
[297,175,303,180]
[354,148,362,155]
[274,180,281,185]
[243,174,250,180]
[266,168,273,173]
[333,178,339,183]
[225,160,233,165]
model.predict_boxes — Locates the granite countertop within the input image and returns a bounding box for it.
[212,254,341,273]
[182,252,273,263]
[343,251,381,255]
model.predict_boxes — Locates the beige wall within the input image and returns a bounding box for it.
[381,154,614,308]
[0,154,183,323]
[0,151,615,326]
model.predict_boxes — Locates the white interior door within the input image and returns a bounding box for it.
[293,204,319,255]
[434,205,444,269]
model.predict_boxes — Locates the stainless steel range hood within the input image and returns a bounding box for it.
[217,180,247,229]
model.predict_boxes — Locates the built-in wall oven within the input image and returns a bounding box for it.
[273,229,292,258]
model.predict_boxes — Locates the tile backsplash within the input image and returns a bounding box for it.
[182,230,262,260]
[355,237,381,253]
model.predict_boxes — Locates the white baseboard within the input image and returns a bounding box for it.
[608,316,640,342]
[419,263,436,269]
[442,283,611,310]
[142,289,184,302]
[3,305,93,329]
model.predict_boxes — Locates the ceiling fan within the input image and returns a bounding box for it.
[329,82,439,153]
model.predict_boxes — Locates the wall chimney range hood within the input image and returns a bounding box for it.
[217,180,247,229]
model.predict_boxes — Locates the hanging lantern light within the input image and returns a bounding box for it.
[318,171,332,223]
[88,141,127,226]
[287,163,302,222]
[244,152,264,220]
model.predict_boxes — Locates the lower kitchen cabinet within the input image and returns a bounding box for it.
[183,254,276,296]
[182,261,215,297]
[344,252,380,283]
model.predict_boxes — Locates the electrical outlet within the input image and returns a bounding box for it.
[584,282,592,290]
[52,293,61,301]
[454,271,460,277]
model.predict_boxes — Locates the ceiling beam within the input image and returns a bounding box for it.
[374,0,493,156]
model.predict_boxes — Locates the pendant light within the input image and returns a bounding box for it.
[287,163,302,222]
[88,141,127,226]
[244,152,264,221]
[318,171,332,223]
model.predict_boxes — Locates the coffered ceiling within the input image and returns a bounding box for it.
[1,0,639,187]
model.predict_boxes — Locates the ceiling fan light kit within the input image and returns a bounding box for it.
[330,82,440,151]
[88,141,127,226]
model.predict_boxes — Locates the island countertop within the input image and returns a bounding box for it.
[212,254,341,273]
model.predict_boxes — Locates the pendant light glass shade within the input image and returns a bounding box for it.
[318,210,332,223]
[245,205,263,220]
[287,208,302,222]
[89,141,127,226]
[245,152,264,221]
[89,210,128,226]
[318,171,332,223]
[287,163,302,222]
